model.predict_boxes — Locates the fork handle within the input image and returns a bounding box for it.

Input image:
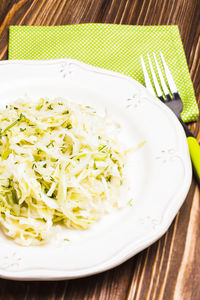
[187,136,200,184]
[179,119,200,184]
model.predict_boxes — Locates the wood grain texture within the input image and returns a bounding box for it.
[0,0,199,299]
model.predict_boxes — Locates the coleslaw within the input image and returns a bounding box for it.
[0,97,129,245]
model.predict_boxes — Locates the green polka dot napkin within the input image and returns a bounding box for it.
[9,23,199,122]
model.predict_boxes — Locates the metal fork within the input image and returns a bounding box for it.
[141,52,200,184]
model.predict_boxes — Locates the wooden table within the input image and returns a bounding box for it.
[0,1,199,299]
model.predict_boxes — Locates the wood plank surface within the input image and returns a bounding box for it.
[0,0,199,299]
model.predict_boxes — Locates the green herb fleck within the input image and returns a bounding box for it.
[66,123,72,129]
[11,188,18,204]
[105,175,112,182]
[98,145,107,151]
[0,113,24,137]
[62,110,69,115]
[50,176,55,182]
[46,141,54,148]
[8,178,12,188]
[37,149,42,155]
[32,163,37,169]
[20,128,26,132]
[65,162,71,169]
[50,192,56,199]
[47,104,53,110]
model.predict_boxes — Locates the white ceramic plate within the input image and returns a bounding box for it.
[0,59,192,280]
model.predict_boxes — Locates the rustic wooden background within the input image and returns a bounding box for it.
[0,0,199,299]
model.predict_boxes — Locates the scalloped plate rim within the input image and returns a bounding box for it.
[0,59,192,280]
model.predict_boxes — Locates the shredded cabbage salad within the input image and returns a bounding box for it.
[0,98,129,245]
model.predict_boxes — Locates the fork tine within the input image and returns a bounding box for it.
[140,56,156,97]
[153,52,171,98]
[159,51,177,94]
[147,54,163,99]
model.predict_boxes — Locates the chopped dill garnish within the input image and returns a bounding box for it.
[7,178,12,188]
[47,104,53,110]
[50,176,55,182]
[66,123,72,129]
[65,162,71,169]
[11,189,18,204]
[98,145,107,151]
[62,110,69,115]
[46,141,54,148]
[0,113,24,138]
[105,175,112,182]
[37,149,42,155]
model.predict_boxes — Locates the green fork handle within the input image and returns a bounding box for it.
[187,136,200,184]
[180,119,200,184]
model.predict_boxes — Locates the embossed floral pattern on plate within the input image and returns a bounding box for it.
[0,59,192,280]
